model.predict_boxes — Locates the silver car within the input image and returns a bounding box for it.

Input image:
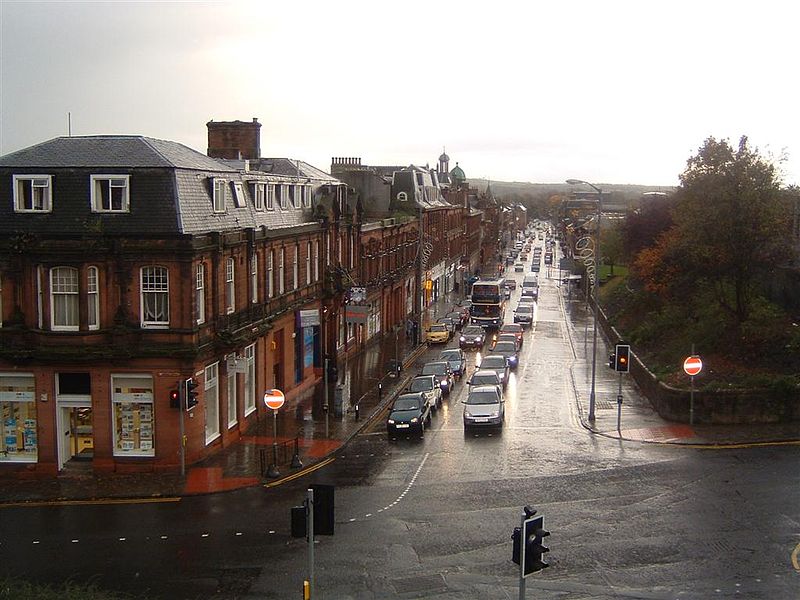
[466,369,503,398]
[477,354,510,388]
[463,385,504,429]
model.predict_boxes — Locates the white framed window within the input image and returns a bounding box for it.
[225,257,235,314]
[36,266,44,329]
[227,367,237,429]
[232,181,246,208]
[278,248,285,295]
[0,374,38,462]
[213,178,226,213]
[349,234,355,269]
[326,232,331,266]
[87,266,99,330]
[253,182,265,210]
[314,240,320,282]
[50,266,79,331]
[293,245,299,290]
[90,175,130,212]
[303,185,312,208]
[289,185,297,208]
[244,344,256,416]
[204,363,220,444]
[111,374,155,457]
[279,184,288,209]
[195,263,205,325]
[337,235,342,264]
[306,241,312,285]
[267,250,274,298]
[140,266,169,327]
[266,184,275,210]
[13,175,52,212]
[250,253,258,304]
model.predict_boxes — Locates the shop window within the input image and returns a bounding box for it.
[204,363,220,444]
[0,374,37,462]
[244,344,256,416]
[111,375,154,457]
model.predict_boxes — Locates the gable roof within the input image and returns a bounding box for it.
[0,136,235,171]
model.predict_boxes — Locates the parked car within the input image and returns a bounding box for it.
[466,369,503,397]
[499,323,524,347]
[491,340,520,369]
[463,385,504,430]
[459,325,486,350]
[476,354,510,388]
[387,392,431,438]
[514,303,535,326]
[425,323,450,344]
[439,348,467,379]
[408,375,443,411]
[421,361,455,394]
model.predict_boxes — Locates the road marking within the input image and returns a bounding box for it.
[0,496,181,508]
[348,452,429,522]
[791,541,800,572]
[264,457,336,488]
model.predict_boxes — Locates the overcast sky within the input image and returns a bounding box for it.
[2,0,798,187]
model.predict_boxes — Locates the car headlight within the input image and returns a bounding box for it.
[498,372,505,381]
[459,336,465,342]
[508,356,517,364]
[410,417,419,423]
[388,419,395,425]
[489,411,499,418]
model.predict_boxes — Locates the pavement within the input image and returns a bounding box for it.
[1,283,798,506]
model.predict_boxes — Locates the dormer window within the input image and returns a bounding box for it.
[13,175,52,212]
[212,178,226,213]
[91,175,130,212]
[232,181,246,208]
[252,182,265,210]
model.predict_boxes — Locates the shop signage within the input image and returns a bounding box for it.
[345,304,370,324]
[298,309,320,328]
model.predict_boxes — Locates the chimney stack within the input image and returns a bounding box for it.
[207,118,261,160]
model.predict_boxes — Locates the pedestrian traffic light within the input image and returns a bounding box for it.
[523,514,550,576]
[169,389,180,409]
[185,377,199,411]
[614,344,631,373]
[512,505,537,568]
[608,353,616,369]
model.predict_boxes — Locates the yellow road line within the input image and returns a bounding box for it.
[264,457,336,488]
[0,496,181,508]
[792,541,800,572]
[683,440,800,450]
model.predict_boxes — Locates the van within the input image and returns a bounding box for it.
[521,273,539,299]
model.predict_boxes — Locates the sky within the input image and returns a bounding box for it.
[1,0,798,187]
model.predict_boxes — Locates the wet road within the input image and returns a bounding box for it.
[1,243,798,599]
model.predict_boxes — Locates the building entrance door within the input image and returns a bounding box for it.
[55,373,93,470]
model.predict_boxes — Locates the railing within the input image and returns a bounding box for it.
[259,436,303,474]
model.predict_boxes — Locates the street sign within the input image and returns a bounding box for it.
[263,388,285,410]
[683,356,703,376]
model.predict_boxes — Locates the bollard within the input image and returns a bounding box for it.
[355,403,360,420]
[378,382,382,400]
[291,437,303,469]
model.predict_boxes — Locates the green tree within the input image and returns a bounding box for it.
[672,136,791,323]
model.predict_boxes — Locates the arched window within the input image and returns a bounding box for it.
[50,266,79,331]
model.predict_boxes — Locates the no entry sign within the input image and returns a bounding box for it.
[263,388,285,410]
[683,356,703,377]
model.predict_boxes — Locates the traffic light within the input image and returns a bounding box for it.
[169,389,180,409]
[523,514,550,575]
[185,377,199,411]
[614,344,631,373]
[512,506,537,567]
[608,353,616,369]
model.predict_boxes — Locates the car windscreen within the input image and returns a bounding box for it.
[409,379,432,392]
[480,356,506,369]
[430,324,447,332]
[392,397,420,411]
[462,327,483,337]
[493,342,517,353]
[422,363,446,375]
[440,350,460,360]
[516,305,533,313]
[466,390,500,405]
[471,375,498,386]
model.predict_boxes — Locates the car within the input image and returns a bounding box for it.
[494,333,521,351]
[387,392,431,438]
[463,385,504,429]
[421,361,455,394]
[514,263,524,272]
[425,323,450,344]
[491,340,520,369]
[459,325,486,349]
[439,348,467,379]
[499,323,524,347]
[408,375,443,410]
[514,303,535,326]
[504,287,512,300]
[520,253,528,261]
[476,354,510,388]
[446,311,467,329]
[437,316,458,335]
[517,295,535,306]
[466,369,503,397]
[505,280,517,290]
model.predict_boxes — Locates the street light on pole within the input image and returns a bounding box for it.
[566,178,602,422]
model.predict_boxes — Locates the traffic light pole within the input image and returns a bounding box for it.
[518,510,526,600]
[307,487,315,599]
[178,379,186,477]
[617,371,623,435]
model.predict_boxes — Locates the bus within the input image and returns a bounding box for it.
[470,278,506,329]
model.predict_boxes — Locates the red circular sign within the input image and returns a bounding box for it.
[683,356,703,376]
[263,388,285,410]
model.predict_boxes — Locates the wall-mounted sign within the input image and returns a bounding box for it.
[298,309,320,328]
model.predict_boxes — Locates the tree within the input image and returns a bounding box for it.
[672,136,791,323]
[621,194,675,259]
[601,221,624,275]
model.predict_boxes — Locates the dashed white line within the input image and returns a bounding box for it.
[349,453,430,522]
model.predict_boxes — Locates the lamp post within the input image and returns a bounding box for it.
[566,179,602,422]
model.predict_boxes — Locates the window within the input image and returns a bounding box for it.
[140,266,169,327]
[279,185,288,209]
[50,267,79,331]
[266,184,275,210]
[278,248,285,295]
[289,185,296,208]
[349,234,354,269]
[111,375,155,457]
[293,245,299,290]
[225,257,235,314]
[213,178,226,212]
[87,266,99,330]
[13,175,52,212]
[36,266,44,329]
[267,250,274,298]
[326,233,331,266]
[306,241,312,285]
[253,182,265,210]
[0,374,38,462]
[303,185,312,208]
[91,175,130,212]
[195,263,205,325]
[204,363,220,444]
[314,240,320,282]
[250,253,258,304]
[232,181,246,208]
[227,368,237,428]
[337,236,342,264]
[244,344,256,416]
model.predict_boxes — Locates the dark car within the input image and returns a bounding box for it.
[459,325,486,349]
[499,323,524,347]
[387,392,431,438]
[421,361,455,394]
[408,375,443,410]
[514,303,535,326]
[439,348,467,379]
[477,354,510,388]
[446,311,467,329]
[491,340,520,369]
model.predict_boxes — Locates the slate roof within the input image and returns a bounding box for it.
[0,136,235,171]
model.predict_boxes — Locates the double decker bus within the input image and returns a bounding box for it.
[470,278,506,329]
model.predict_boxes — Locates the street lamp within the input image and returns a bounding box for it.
[566,179,602,422]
